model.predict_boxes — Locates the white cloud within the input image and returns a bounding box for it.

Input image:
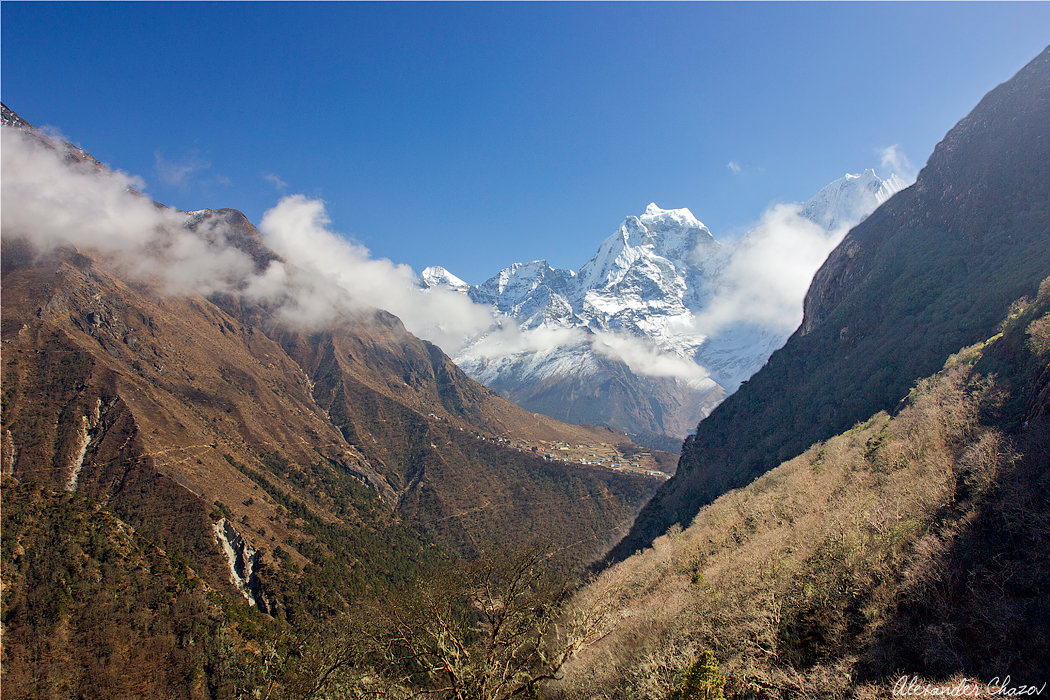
[727,160,742,175]
[465,324,587,361]
[154,150,210,188]
[878,144,917,184]
[2,128,255,296]
[264,172,288,191]
[691,202,844,336]
[459,321,714,386]
[591,331,714,386]
[256,195,499,352]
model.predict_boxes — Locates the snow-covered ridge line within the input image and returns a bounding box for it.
[421,170,904,439]
[800,169,906,232]
[424,170,904,385]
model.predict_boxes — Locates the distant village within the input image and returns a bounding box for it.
[449,423,669,479]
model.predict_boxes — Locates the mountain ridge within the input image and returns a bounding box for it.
[607,44,1050,565]
[424,170,904,443]
[0,105,669,645]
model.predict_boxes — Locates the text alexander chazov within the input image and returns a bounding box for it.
[893,675,1047,697]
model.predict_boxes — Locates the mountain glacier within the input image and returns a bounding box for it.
[423,170,905,443]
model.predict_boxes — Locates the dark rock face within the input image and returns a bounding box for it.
[607,46,1050,565]
[803,46,1050,336]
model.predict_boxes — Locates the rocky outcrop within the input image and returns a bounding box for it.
[213,517,266,610]
[64,398,101,491]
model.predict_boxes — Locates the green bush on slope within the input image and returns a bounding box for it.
[668,650,726,700]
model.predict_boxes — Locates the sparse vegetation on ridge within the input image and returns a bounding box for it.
[546,281,1050,698]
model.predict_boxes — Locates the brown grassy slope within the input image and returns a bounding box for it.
[550,281,1050,699]
[1,242,418,608]
[261,313,663,562]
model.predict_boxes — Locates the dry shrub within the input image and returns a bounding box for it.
[1025,312,1050,357]
[549,347,1016,699]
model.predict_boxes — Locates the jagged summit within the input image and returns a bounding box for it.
[577,203,720,298]
[801,169,906,232]
[640,202,707,230]
[421,265,470,294]
[423,174,900,441]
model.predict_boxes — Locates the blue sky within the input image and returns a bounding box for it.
[3,2,1048,284]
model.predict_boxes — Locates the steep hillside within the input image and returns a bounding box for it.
[1,238,435,620]
[1,478,246,699]
[1,104,665,637]
[551,278,1050,697]
[609,45,1050,563]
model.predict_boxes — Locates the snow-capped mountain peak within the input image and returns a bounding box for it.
[635,203,713,250]
[421,265,471,294]
[800,169,906,232]
[577,203,721,294]
[420,170,902,440]
[640,202,705,229]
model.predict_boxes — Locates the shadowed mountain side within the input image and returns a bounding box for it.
[607,46,1050,565]
[551,282,1050,697]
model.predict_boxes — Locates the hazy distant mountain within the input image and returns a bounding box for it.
[424,171,904,445]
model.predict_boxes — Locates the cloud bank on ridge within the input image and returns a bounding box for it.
[3,125,706,383]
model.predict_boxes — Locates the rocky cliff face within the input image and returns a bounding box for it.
[607,46,1050,564]
[214,517,266,610]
